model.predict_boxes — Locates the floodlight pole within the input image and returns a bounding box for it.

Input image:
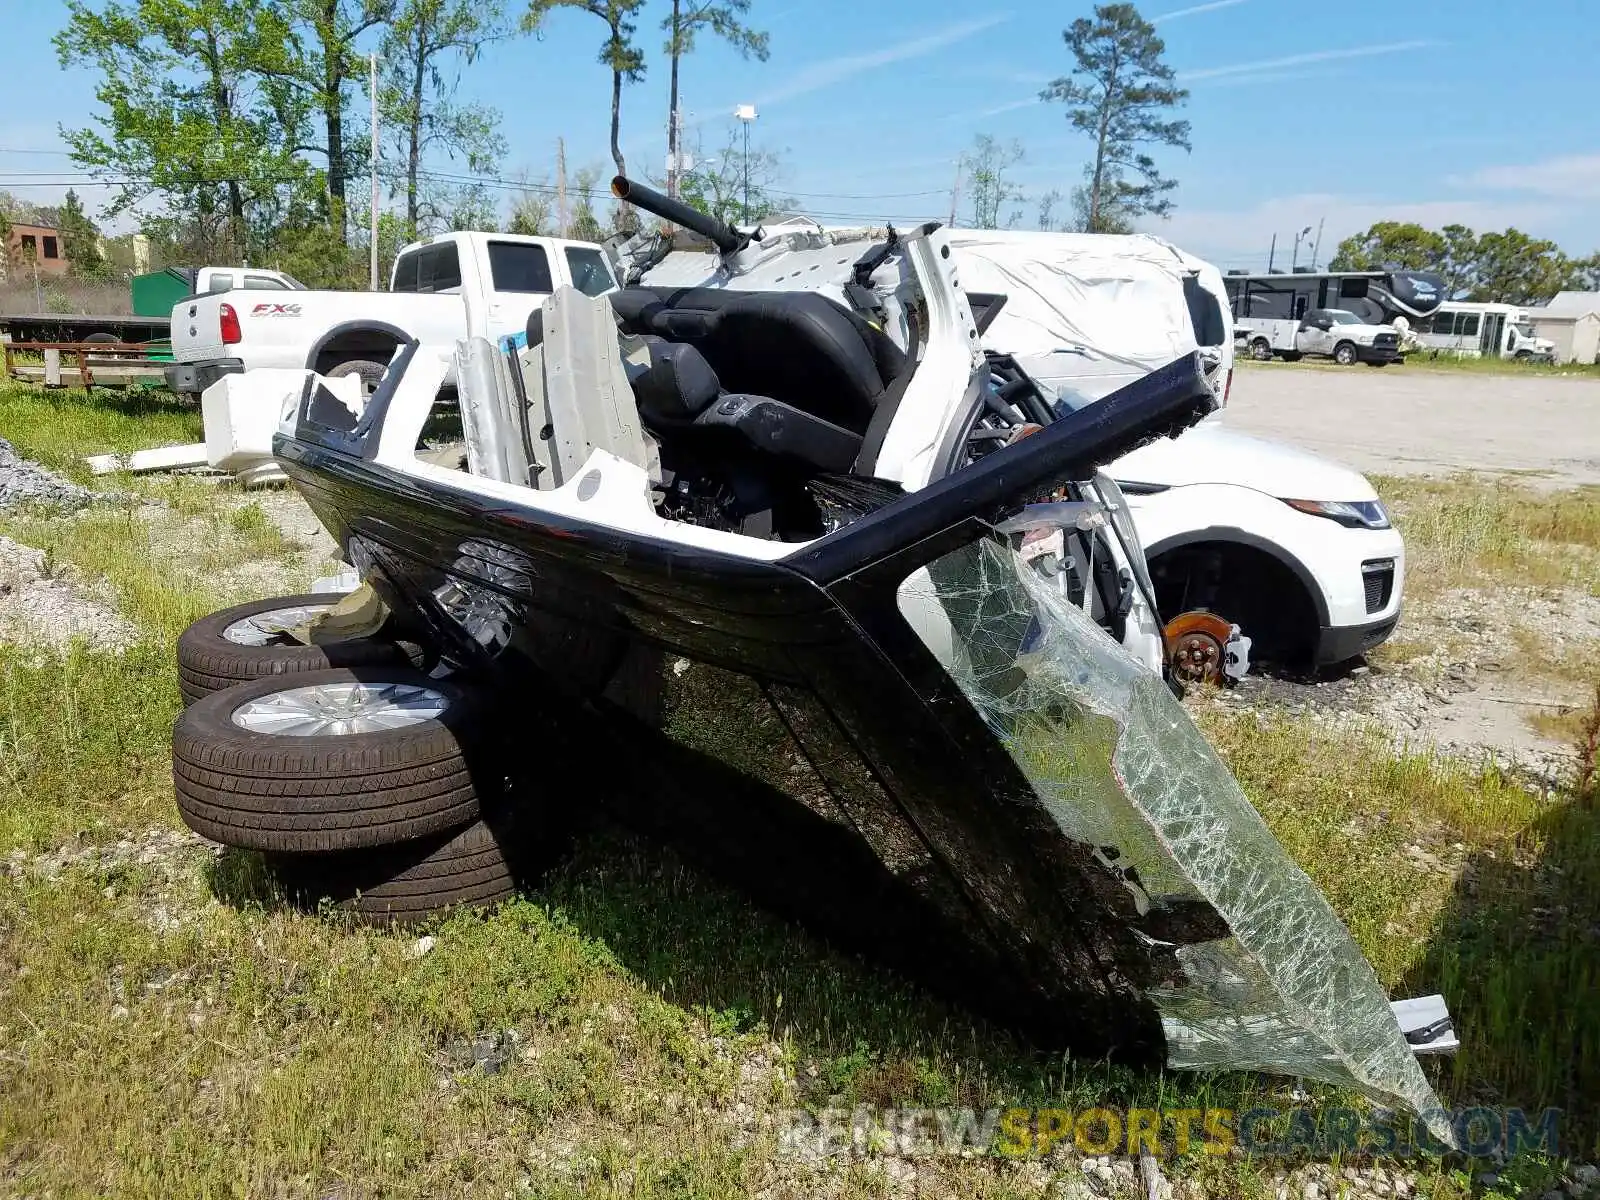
[1291,224,1312,273]
[734,104,757,224]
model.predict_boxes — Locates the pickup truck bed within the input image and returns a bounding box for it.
[166,232,618,401]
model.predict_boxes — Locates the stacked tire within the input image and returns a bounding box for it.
[171,596,545,924]
[176,594,415,705]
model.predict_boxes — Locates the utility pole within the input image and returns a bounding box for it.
[1266,232,1277,273]
[369,52,380,289]
[1310,217,1325,271]
[948,158,962,228]
[555,137,569,237]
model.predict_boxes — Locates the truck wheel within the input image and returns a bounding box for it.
[1333,342,1358,366]
[326,358,387,399]
[1249,338,1273,361]
[176,593,412,705]
[171,667,501,853]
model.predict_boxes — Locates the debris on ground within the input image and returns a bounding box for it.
[0,534,138,651]
[0,435,98,510]
[85,443,209,476]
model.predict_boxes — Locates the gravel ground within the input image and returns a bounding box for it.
[251,487,341,564]
[0,535,138,652]
[1226,367,1600,487]
[1200,584,1597,784]
[0,432,136,648]
[0,435,98,510]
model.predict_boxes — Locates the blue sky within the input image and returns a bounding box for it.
[3,0,1598,269]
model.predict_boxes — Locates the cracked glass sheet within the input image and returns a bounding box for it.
[899,538,1451,1136]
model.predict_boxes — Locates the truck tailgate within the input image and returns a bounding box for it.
[171,294,229,362]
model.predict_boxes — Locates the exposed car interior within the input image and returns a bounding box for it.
[601,284,913,539]
[424,277,1060,546]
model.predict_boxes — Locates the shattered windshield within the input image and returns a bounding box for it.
[897,536,1450,1133]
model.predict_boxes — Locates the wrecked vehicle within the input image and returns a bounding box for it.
[169,178,1454,1134]
[625,221,1405,678]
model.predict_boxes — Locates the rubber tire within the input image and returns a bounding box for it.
[177,593,411,706]
[84,332,119,344]
[1334,341,1358,366]
[1249,338,1272,362]
[171,667,500,853]
[264,807,546,925]
[326,358,387,398]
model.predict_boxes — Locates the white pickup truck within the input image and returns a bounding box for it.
[1238,307,1403,366]
[164,232,618,401]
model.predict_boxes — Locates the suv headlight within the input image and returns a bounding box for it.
[1283,498,1391,529]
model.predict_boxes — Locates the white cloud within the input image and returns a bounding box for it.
[1181,40,1437,81]
[1189,68,1343,90]
[1153,0,1247,24]
[1145,192,1581,269]
[754,15,1012,106]
[941,97,1043,123]
[1456,153,1600,200]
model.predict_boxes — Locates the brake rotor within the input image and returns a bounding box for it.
[1164,610,1235,685]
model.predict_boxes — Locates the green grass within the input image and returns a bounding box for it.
[1372,475,1600,599]
[0,378,201,484]
[0,641,181,853]
[0,489,302,644]
[2,383,1599,1193]
[1203,710,1600,1149]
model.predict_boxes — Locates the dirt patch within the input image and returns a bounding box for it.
[0,534,137,651]
[250,488,340,565]
[1205,585,1598,783]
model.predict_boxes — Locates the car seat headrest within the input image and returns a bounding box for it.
[631,340,721,423]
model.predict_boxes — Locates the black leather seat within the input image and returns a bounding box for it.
[626,338,864,474]
[609,287,904,436]
[631,340,721,424]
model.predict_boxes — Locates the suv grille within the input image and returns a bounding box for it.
[1362,558,1395,613]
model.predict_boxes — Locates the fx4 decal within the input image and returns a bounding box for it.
[251,302,303,316]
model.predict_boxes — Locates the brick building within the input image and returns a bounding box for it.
[4,223,70,277]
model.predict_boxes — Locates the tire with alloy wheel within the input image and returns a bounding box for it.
[177,593,411,705]
[1334,341,1358,366]
[1249,338,1272,361]
[172,667,500,853]
[263,806,547,925]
